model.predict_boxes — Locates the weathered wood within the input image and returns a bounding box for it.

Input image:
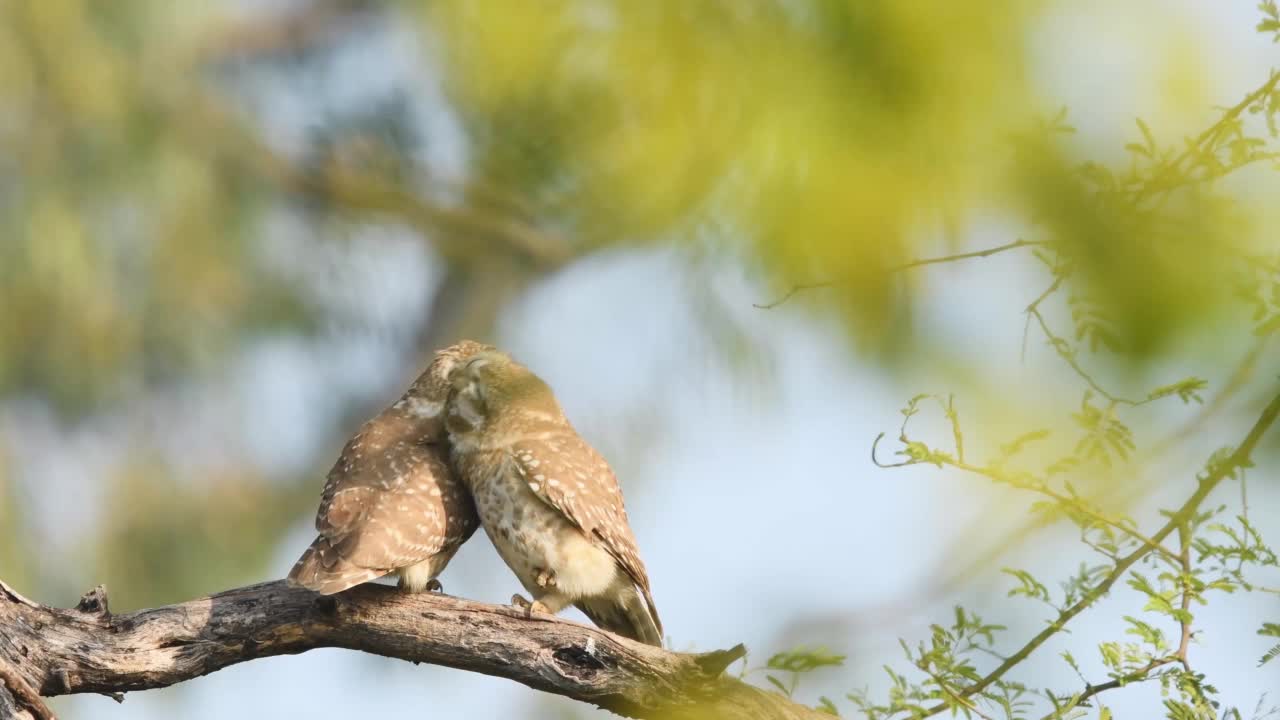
[0,663,47,720]
[0,685,36,720]
[0,579,828,720]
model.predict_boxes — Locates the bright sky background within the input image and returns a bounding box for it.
[22,1,1280,717]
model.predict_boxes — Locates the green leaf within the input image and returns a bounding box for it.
[1099,642,1122,670]
[1122,615,1168,650]
[1136,117,1156,149]
[816,696,841,716]
[1261,643,1280,667]
[766,674,790,696]
[1000,429,1051,457]
[1060,650,1081,675]
[1003,568,1052,603]
[1146,377,1208,404]
[766,646,847,673]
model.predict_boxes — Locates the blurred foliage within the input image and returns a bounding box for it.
[0,1,314,412]
[419,0,1280,356]
[91,457,313,610]
[754,645,847,710]
[423,0,1035,343]
[3,0,1277,404]
[0,450,31,591]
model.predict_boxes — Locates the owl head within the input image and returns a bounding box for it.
[445,349,562,438]
[410,340,495,399]
[396,340,494,435]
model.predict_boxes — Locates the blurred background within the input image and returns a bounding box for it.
[2,0,1279,717]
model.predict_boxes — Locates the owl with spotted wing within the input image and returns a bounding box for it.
[445,349,664,646]
[286,340,491,595]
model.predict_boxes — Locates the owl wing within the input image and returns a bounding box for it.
[288,428,478,594]
[509,434,654,596]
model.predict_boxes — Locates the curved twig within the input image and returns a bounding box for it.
[870,432,913,468]
[754,239,1046,309]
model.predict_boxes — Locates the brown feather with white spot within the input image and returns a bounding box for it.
[287,341,492,595]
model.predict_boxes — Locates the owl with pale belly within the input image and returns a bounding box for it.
[445,349,663,646]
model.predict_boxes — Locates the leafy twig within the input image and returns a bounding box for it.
[1131,70,1280,205]
[872,402,1180,563]
[923,666,997,720]
[1026,301,1144,406]
[1043,524,1208,717]
[913,390,1280,717]
[1039,656,1177,720]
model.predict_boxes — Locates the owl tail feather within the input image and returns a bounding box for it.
[286,538,384,595]
[640,585,664,641]
[577,585,663,647]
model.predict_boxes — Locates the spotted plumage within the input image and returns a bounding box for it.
[446,349,663,646]
[286,341,491,595]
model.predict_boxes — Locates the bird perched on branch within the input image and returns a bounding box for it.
[445,349,664,646]
[287,340,492,595]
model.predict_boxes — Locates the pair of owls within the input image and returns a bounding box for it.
[286,342,663,647]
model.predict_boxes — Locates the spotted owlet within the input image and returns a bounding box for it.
[286,340,492,595]
[445,349,664,646]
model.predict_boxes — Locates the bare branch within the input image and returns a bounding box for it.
[0,580,829,720]
[754,239,1045,309]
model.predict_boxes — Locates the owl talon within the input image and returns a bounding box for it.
[426,579,444,593]
[534,567,557,588]
[510,593,550,617]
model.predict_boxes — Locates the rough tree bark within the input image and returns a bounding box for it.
[0,578,828,720]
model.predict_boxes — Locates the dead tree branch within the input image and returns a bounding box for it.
[0,580,828,720]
